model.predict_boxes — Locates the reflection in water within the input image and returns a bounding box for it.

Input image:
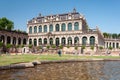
[0,61,120,80]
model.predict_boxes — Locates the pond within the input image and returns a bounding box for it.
[0,61,120,80]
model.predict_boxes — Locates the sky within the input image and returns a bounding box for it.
[0,0,120,33]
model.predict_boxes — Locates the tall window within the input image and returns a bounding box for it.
[68,23,72,31]
[29,27,32,34]
[56,38,59,46]
[61,37,66,45]
[90,36,95,45]
[13,37,16,45]
[7,36,11,44]
[61,23,66,31]
[34,39,37,46]
[55,24,59,31]
[44,25,47,32]
[68,37,72,45]
[74,22,79,30]
[49,38,53,45]
[34,26,37,33]
[116,43,119,48]
[74,37,79,44]
[18,38,21,45]
[29,39,32,45]
[39,38,42,45]
[44,38,47,44]
[49,24,53,32]
[82,37,87,45]
[39,26,42,32]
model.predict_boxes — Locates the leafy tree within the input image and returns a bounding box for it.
[0,17,14,30]
[112,33,117,39]
[108,46,113,50]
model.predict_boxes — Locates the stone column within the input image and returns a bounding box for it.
[47,24,49,32]
[42,25,44,32]
[53,24,55,32]
[72,37,74,45]
[66,23,68,31]
[59,37,61,45]
[72,22,74,31]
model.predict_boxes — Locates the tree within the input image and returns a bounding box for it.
[112,33,117,39]
[0,17,14,30]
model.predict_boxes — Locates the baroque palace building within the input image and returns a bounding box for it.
[27,9,105,51]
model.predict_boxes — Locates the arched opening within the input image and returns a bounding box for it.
[44,25,47,32]
[68,23,72,31]
[61,37,66,45]
[1,35,5,43]
[68,37,72,45]
[34,39,37,46]
[90,36,95,45]
[23,38,26,45]
[29,39,32,45]
[74,22,79,30]
[44,38,47,45]
[7,36,11,44]
[18,38,21,45]
[13,37,16,45]
[39,25,42,33]
[55,24,60,31]
[116,43,119,48]
[56,38,59,46]
[49,38,53,45]
[49,24,53,32]
[74,37,79,45]
[29,26,32,34]
[39,38,42,45]
[82,36,87,45]
[61,23,66,31]
[113,43,115,48]
[34,26,37,33]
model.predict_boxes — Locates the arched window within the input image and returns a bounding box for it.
[68,37,72,45]
[107,42,108,48]
[39,26,42,33]
[113,43,115,48]
[74,22,79,30]
[61,37,66,45]
[7,36,11,44]
[18,38,21,45]
[74,37,79,44]
[55,24,60,31]
[49,38,53,45]
[34,26,37,33]
[116,43,119,48]
[13,37,16,45]
[49,24,53,32]
[44,25,47,32]
[29,27,32,34]
[61,23,66,31]
[90,36,95,45]
[109,42,111,47]
[44,38,47,44]
[68,23,72,31]
[29,39,32,45]
[82,37,87,45]
[34,39,37,46]
[23,38,26,45]
[1,35,5,43]
[56,38,59,46]
[39,38,42,45]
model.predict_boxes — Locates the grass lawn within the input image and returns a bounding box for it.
[0,54,120,66]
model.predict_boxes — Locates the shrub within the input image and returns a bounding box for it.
[0,42,3,48]
[99,46,103,50]
[81,45,85,49]
[75,46,78,50]
[29,44,33,48]
[52,45,56,48]
[47,45,50,49]
[59,45,63,49]
[67,45,70,48]
[90,45,94,50]
[6,44,12,49]
[108,46,112,50]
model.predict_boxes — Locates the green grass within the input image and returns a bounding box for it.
[0,54,120,66]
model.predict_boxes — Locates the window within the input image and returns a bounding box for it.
[74,22,79,30]
[55,24,60,31]
[82,37,87,45]
[68,23,72,31]
[61,37,66,45]
[39,26,42,32]
[29,27,32,34]
[29,39,32,45]
[68,37,72,45]
[74,37,79,44]
[61,23,66,31]
[49,38,53,45]
[44,25,47,32]
[90,36,95,45]
[44,38,47,44]
[49,24,53,32]
[34,26,37,33]
[39,38,42,45]
[34,39,37,46]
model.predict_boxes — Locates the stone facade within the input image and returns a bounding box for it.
[27,9,104,51]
